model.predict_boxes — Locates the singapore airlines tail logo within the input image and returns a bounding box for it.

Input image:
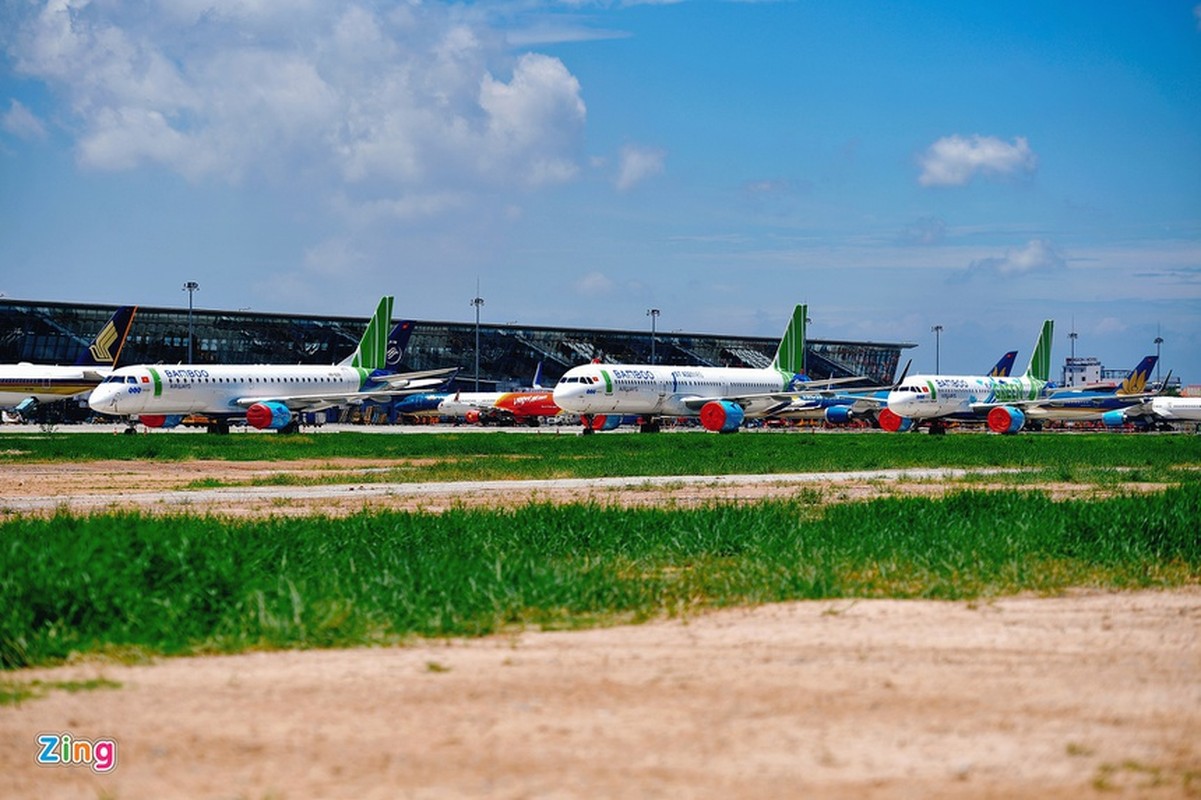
[89,322,119,364]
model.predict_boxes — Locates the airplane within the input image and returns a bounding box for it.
[0,305,138,419]
[434,363,561,426]
[552,304,863,434]
[88,297,454,434]
[769,349,1018,426]
[1020,355,1161,426]
[880,320,1055,434]
[1110,395,1201,427]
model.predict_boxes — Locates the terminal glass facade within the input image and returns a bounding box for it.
[0,300,913,392]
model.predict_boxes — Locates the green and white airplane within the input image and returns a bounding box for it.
[881,320,1055,434]
[89,296,453,434]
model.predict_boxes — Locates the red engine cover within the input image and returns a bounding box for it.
[139,415,168,428]
[877,408,906,432]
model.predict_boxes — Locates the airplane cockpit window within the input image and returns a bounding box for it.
[126,376,138,384]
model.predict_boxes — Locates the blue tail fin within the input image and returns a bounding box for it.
[1117,356,1157,395]
[75,305,137,368]
[988,350,1018,378]
[532,362,545,389]
[385,320,415,371]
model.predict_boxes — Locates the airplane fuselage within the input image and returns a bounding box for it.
[1147,396,1201,422]
[0,364,111,408]
[553,364,796,418]
[886,375,1046,420]
[89,364,370,418]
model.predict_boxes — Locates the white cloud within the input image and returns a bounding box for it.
[918,135,1037,187]
[616,144,665,190]
[574,271,615,295]
[5,2,587,192]
[963,239,1066,278]
[2,99,46,140]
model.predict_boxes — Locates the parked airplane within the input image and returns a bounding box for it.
[770,350,1017,426]
[881,320,1055,434]
[88,297,453,434]
[1094,393,1201,428]
[0,305,137,418]
[435,364,561,426]
[1020,356,1160,425]
[552,305,859,433]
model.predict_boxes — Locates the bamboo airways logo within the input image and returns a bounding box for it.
[36,732,118,773]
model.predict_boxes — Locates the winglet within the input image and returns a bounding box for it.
[75,305,138,368]
[771,304,808,376]
[1023,320,1054,382]
[341,296,394,370]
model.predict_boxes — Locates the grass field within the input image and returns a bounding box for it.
[1,429,1199,483]
[1,430,1198,669]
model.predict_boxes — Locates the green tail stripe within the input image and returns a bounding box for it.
[350,296,394,370]
[1025,319,1054,382]
[771,304,808,375]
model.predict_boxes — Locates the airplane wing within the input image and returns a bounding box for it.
[231,369,458,412]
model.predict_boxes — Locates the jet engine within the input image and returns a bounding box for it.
[986,406,1026,434]
[588,415,623,431]
[464,409,481,424]
[245,401,294,430]
[700,400,745,433]
[877,408,913,433]
[824,406,854,425]
[138,414,184,429]
[1101,410,1129,428]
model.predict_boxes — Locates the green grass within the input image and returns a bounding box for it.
[2,430,1199,484]
[2,486,1197,669]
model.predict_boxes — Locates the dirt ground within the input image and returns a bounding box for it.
[2,460,1198,798]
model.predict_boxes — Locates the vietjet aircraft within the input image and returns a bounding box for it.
[1,305,137,418]
[882,320,1055,434]
[436,364,561,426]
[88,297,453,434]
[553,305,857,433]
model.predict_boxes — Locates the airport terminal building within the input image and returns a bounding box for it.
[1,298,913,406]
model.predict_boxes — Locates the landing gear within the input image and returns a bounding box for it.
[580,415,595,435]
[929,420,947,435]
[639,418,661,433]
[206,419,231,435]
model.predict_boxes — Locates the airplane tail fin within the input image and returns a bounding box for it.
[340,296,395,370]
[385,320,415,372]
[75,305,138,368]
[770,304,808,376]
[532,361,545,389]
[1022,320,1054,382]
[988,350,1018,378]
[1117,356,1157,395]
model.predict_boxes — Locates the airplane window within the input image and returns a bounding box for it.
[126,376,137,384]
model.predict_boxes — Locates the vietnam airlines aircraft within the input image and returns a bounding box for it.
[881,320,1055,434]
[1,305,137,418]
[552,304,853,433]
[1020,356,1160,426]
[88,297,453,434]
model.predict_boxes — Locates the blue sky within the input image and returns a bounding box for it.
[2,1,1199,381]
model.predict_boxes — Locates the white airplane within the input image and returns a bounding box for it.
[88,296,454,434]
[1097,394,1201,428]
[882,320,1055,434]
[1,305,138,419]
[552,304,857,433]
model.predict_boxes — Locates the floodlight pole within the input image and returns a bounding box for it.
[647,308,660,364]
[471,283,485,392]
[1154,333,1164,384]
[931,324,943,373]
[183,281,200,364]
